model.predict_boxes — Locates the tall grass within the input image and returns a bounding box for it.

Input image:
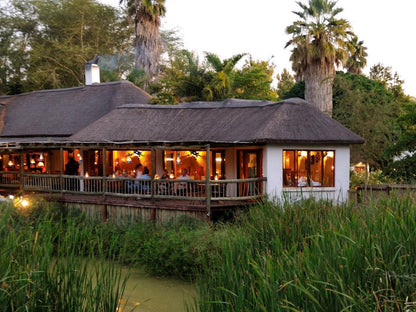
[195,195,416,311]
[0,200,129,311]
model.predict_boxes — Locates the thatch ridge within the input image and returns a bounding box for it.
[69,97,365,145]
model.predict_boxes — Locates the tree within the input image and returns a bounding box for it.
[276,69,296,100]
[0,0,132,94]
[333,72,401,169]
[285,0,355,116]
[202,53,246,101]
[346,36,367,74]
[231,58,277,100]
[383,97,416,183]
[150,46,278,104]
[121,0,165,80]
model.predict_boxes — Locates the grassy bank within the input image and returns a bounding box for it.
[2,194,416,311]
[0,200,128,311]
[195,196,416,311]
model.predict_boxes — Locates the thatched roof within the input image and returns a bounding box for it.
[0,81,151,144]
[69,98,365,146]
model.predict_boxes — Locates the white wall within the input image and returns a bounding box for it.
[264,145,351,204]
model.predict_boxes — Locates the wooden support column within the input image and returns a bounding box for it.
[102,147,107,197]
[19,150,24,193]
[205,144,211,221]
[60,148,64,194]
[151,148,156,222]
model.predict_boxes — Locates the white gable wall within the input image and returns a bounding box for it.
[264,145,351,204]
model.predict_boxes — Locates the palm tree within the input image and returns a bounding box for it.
[203,52,246,100]
[346,36,368,74]
[120,0,165,80]
[285,0,355,116]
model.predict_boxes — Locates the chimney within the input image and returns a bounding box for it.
[85,55,100,85]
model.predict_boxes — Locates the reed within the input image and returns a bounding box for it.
[195,195,416,311]
[0,199,129,311]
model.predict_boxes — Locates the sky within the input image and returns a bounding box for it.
[100,0,416,97]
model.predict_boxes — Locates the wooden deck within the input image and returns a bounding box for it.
[0,173,266,223]
[18,191,258,223]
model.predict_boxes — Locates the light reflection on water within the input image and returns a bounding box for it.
[118,267,197,312]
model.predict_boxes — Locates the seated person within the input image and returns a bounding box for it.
[138,167,151,192]
[298,176,308,187]
[159,169,171,194]
[176,168,190,196]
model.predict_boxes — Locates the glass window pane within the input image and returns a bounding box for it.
[283,150,295,187]
[323,151,335,186]
[283,149,335,187]
[297,151,308,186]
[310,151,322,186]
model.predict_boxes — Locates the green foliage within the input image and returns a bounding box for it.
[0,199,128,311]
[383,97,416,183]
[151,48,277,104]
[0,0,133,94]
[276,68,296,100]
[384,154,416,184]
[194,197,416,311]
[333,72,401,168]
[350,169,395,189]
[279,80,305,100]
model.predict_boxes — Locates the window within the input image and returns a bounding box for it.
[283,150,334,187]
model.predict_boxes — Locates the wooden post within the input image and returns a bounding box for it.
[151,148,155,200]
[60,148,64,194]
[102,148,107,200]
[19,150,24,193]
[205,144,211,221]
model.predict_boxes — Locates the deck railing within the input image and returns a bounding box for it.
[0,171,21,189]
[18,174,267,201]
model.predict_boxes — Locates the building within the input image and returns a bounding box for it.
[0,81,364,222]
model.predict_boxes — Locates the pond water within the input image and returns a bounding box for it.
[118,267,198,312]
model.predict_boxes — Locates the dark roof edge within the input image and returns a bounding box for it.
[0,80,142,99]
[118,97,308,110]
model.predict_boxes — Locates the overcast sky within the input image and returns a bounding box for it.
[100,0,416,96]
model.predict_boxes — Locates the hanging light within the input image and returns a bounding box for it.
[8,160,13,167]
[176,153,181,165]
[39,153,44,161]
[37,161,44,167]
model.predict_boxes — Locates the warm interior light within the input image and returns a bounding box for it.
[215,157,222,162]
[37,161,44,167]
[39,153,44,161]
[85,172,89,178]
[176,153,181,165]
[327,151,334,158]
[8,160,13,167]
[300,151,307,157]
[30,158,36,164]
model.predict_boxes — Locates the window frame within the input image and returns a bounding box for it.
[282,149,335,188]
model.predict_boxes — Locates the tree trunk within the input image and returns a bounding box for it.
[134,8,161,79]
[304,63,335,116]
